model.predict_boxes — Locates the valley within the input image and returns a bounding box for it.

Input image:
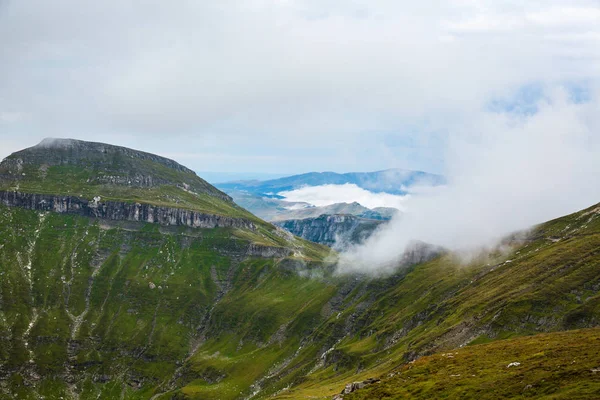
[0,139,599,399]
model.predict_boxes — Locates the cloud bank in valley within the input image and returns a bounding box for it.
[338,87,600,273]
[278,184,407,209]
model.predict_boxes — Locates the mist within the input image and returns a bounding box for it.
[338,87,600,274]
[279,183,407,209]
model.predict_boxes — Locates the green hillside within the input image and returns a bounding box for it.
[267,203,600,399]
[0,139,599,399]
[345,327,600,399]
[0,138,261,223]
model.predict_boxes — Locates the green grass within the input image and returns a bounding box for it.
[0,204,337,399]
[265,203,600,399]
[1,194,599,399]
[345,328,600,400]
[0,163,265,223]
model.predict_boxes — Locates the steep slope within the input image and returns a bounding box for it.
[345,327,600,399]
[274,215,385,249]
[262,203,600,399]
[1,139,600,400]
[0,206,332,399]
[0,139,335,399]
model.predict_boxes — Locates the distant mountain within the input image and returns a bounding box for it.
[220,189,311,221]
[225,189,398,222]
[215,168,445,196]
[215,168,436,232]
[270,202,397,222]
[198,171,289,184]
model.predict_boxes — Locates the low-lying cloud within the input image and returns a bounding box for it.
[279,183,406,209]
[338,87,600,274]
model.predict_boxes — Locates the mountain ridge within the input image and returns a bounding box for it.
[215,168,445,196]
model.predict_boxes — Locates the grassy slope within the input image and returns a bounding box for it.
[0,153,599,400]
[266,203,600,399]
[346,327,600,400]
[0,205,334,399]
[0,159,335,256]
[0,162,266,224]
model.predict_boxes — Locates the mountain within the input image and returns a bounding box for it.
[0,139,332,399]
[215,168,445,196]
[218,189,313,221]
[225,193,395,248]
[224,190,397,223]
[1,138,600,400]
[215,169,420,248]
[270,203,398,223]
[274,214,385,249]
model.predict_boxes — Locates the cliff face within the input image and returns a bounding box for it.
[0,190,256,230]
[275,214,384,248]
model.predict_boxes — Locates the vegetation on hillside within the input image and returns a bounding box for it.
[1,140,599,399]
[345,328,600,400]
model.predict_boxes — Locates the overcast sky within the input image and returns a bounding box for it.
[0,0,599,176]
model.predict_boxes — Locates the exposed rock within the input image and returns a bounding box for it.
[0,190,256,230]
[275,214,384,249]
[400,240,446,265]
[246,243,291,258]
[335,377,381,398]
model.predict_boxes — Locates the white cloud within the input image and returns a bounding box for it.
[279,183,407,209]
[0,1,598,173]
[338,88,600,274]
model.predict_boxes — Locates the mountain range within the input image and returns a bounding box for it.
[215,170,425,247]
[215,168,445,197]
[0,139,599,400]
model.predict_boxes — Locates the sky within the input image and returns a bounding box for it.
[338,90,600,273]
[1,0,599,177]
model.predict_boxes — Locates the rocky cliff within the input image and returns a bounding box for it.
[275,214,384,248]
[0,190,256,230]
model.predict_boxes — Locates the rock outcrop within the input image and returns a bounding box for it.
[332,378,381,399]
[275,214,384,249]
[0,190,255,230]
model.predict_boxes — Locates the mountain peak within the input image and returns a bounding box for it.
[14,137,196,175]
[0,138,244,214]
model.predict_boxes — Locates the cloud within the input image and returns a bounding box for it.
[279,183,407,209]
[338,87,600,274]
[0,1,598,173]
